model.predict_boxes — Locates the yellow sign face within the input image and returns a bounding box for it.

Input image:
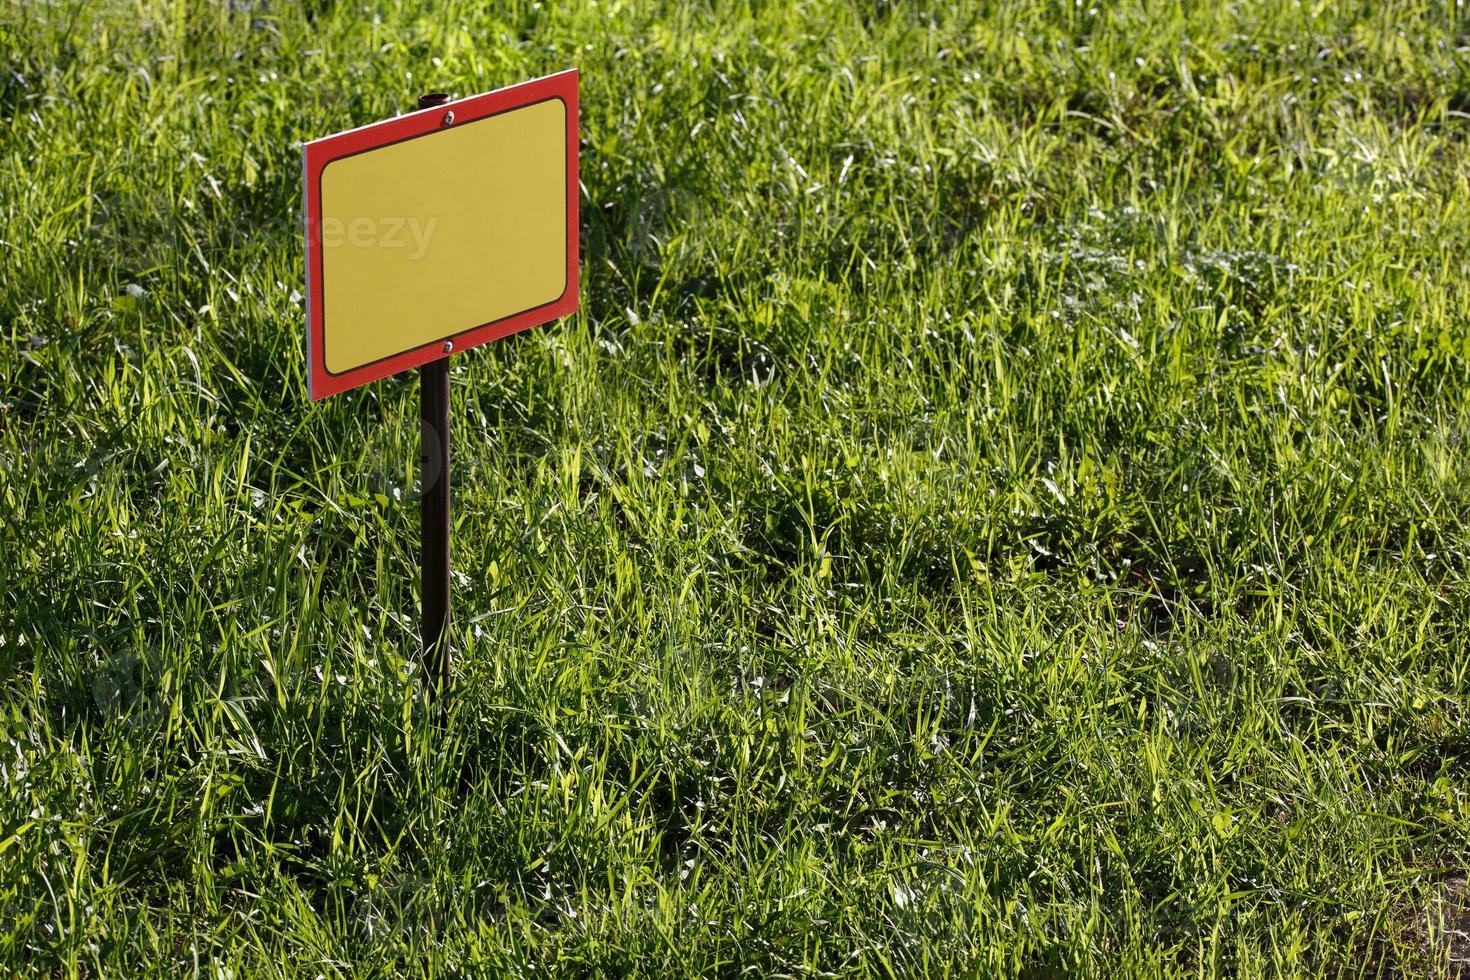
[303,71,579,399]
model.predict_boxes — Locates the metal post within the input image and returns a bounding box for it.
[418,91,453,698]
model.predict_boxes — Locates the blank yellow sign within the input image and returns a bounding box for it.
[318,98,568,375]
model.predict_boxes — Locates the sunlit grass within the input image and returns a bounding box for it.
[2,1,1469,975]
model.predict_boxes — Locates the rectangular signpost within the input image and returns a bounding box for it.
[303,70,580,695]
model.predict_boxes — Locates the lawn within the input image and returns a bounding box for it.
[3,0,1469,975]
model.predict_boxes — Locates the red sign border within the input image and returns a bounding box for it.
[303,69,579,401]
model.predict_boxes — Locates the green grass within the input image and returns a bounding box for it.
[3,0,1470,975]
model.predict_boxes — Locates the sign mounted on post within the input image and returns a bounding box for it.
[303,69,579,400]
[301,71,581,700]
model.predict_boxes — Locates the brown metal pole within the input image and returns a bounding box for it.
[418,91,452,698]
